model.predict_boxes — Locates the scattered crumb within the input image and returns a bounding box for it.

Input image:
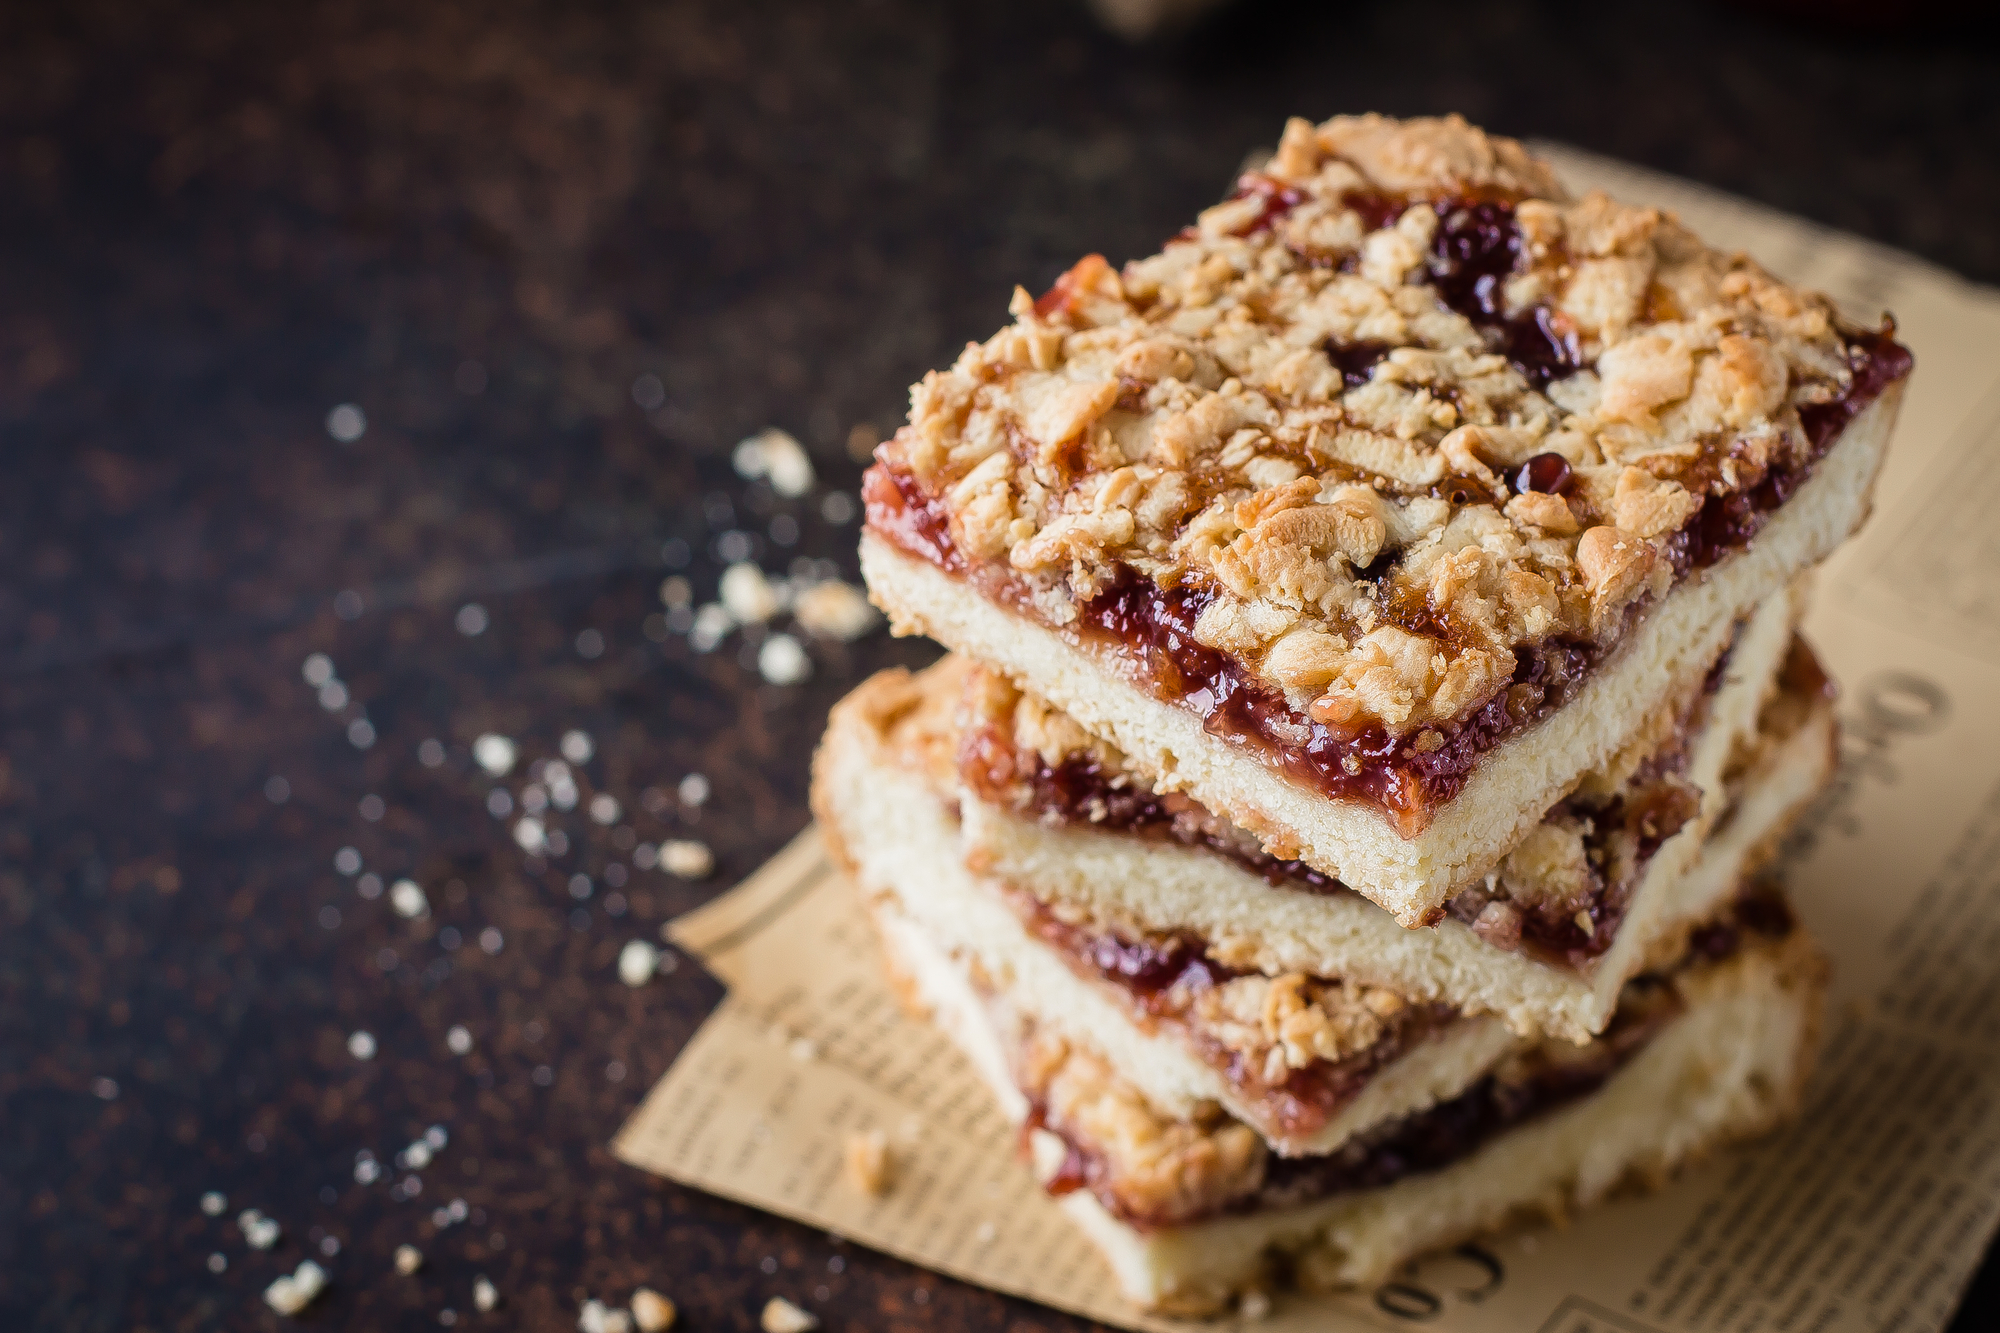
[472,734,517,776]
[631,1288,677,1332]
[734,427,816,498]
[561,729,595,764]
[619,939,660,987]
[1239,1289,1273,1320]
[578,1298,633,1333]
[238,1209,281,1250]
[689,604,732,652]
[395,1244,424,1275]
[660,841,714,879]
[757,634,811,686]
[391,879,430,919]
[263,1260,328,1316]
[200,1191,227,1217]
[720,562,782,623]
[447,1025,473,1055]
[348,1030,378,1061]
[473,1276,499,1312]
[760,1297,819,1333]
[792,580,879,642]
[844,1130,893,1196]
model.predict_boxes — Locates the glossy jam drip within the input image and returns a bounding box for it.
[1426,200,1582,389]
[862,457,962,574]
[1328,339,1392,389]
[1512,451,1574,495]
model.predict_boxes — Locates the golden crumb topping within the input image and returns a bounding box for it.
[876,113,1885,738]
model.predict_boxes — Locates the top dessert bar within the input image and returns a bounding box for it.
[860,113,1909,925]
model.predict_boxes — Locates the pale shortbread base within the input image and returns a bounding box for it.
[815,701,1522,1157]
[869,884,1825,1316]
[962,622,1835,1044]
[862,384,1901,926]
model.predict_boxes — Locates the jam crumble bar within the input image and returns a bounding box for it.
[862,113,1907,922]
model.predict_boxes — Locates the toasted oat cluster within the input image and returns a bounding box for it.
[876,114,1868,737]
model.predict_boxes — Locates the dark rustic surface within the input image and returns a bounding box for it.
[3,1,1996,1329]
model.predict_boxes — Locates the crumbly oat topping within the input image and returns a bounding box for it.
[1022,1030,1268,1224]
[1192,972,1409,1085]
[875,113,1882,736]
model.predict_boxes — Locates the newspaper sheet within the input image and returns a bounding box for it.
[614,146,2000,1333]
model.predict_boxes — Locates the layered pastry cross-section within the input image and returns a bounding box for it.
[815,661,1516,1157]
[861,112,1909,924]
[958,593,1837,1040]
[863,864,1824,1315]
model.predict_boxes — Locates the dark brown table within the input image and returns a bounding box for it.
[4,1,1996,1327]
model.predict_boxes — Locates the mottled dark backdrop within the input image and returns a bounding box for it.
[2,1,1995,1329]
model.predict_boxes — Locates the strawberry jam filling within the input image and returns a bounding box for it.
[1027,891,1791,1229]
[960,644,1729,968]
[1004,886,1447,1139]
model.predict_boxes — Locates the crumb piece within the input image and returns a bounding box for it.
[843,1130,893,1196]
[760,1297,819,1333]
[395,1244,424,1275]
[473,1276,499,1312]
[721,562,782,623]
[561,729,595,763]
[619,940,660,987]
[579,1299,633,1333]
[390,879,430,919]
[757,634,811,685]
[1239,1289,1273,1319]
[472,734,517,776]
[735,427,817,497]
[348,1030,377,1060]
[689,603,732,652]
[660,841,714,879]
[631,1288,677,1332]
[200,1191,227,1217]
[263,1260,327,1316]
[793,580,880,642]
[238,1209,281,1250]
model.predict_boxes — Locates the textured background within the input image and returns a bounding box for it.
[2,0,1995,1328]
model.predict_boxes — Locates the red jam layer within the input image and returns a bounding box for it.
[1037,980,1675,1229]
[1008,889,1439,1138]
[960,651,1719,969]
[1032,890,1790,1228]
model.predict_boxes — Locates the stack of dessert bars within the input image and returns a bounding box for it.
[811,115,1911,1316]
